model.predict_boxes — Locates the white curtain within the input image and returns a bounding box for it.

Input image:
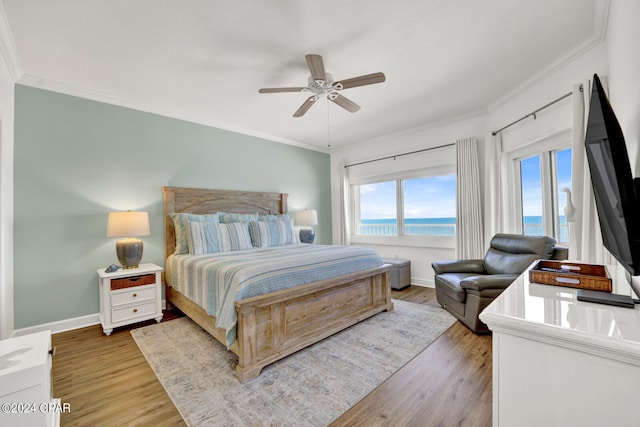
[484,131,505,248]
[456,137,484,259]
[336,163,351,245]
[569,78,608,264]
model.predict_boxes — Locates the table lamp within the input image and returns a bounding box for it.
[106,211,150,269]
[295,209,318,244]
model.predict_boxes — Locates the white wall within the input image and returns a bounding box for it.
[607,0,640,175]
[607,0,640,291]
[330,113,488,287]
[0,45,15,339]
[488,43,608,141]
[329,30,615,290]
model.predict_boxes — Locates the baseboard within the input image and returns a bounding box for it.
[411,278,435,288]
[11,299,168,337]
[11,313,101,337]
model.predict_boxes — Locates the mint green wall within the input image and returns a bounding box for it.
[13,85,331,329]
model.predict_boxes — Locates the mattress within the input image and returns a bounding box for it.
[165,243,383,347]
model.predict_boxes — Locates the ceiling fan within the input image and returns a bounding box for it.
[258,54,386,117]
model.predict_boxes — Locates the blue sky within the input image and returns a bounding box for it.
[521,148,572,217]
[360,148,572,222]
[359,175,456,219]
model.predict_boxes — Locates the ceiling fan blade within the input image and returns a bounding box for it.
[259,87,306,94]
[305,54,327,83]
[330,93,361,113]
[293,96,318,117]
[333,72,386,90]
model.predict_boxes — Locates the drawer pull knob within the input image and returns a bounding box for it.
[49,346,56,357]
[132,293,137,298]
[133,308,138,313]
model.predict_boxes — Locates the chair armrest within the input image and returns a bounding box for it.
[431,259,485,274]
[552,246,569,260]
[460,274,518,292]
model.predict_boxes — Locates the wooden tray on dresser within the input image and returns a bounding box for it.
[529,260,612,292]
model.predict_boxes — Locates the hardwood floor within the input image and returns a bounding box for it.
[332,287,493,427]
[52,310,185,427]
[51,286,492,426]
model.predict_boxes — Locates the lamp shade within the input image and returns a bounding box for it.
[107,211,150,237]
[295,210,318,226]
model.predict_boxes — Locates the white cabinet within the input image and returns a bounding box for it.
[480,267,640,427]
[0,330,60,427]
[98,263,163,335]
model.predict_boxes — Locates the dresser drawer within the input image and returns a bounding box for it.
[110,285,155,307]
[111,273,156,290]
[111,300,157,323]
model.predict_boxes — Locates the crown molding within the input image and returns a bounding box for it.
[16,73,329,154]
[0,2,23,81]
[332,108,489,157]
[488,0,610,112]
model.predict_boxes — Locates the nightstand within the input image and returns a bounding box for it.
[98,263,163,335]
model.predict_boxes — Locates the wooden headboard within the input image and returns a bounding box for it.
[162,186,288,260]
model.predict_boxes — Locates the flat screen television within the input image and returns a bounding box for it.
[584,74,640,278]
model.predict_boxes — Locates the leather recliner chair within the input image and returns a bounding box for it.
[431,233,568,333]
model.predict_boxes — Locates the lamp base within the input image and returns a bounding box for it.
[115,237,144,269]
[299,228,315,244]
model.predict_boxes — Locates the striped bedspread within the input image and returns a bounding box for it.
[165,244,383,347]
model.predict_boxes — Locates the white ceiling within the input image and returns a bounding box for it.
[2,0,606,151]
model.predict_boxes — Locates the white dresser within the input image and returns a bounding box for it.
[480,266,640,427]
[0,330,60,427]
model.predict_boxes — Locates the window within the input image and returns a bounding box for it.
[513,141,572,245]
[356,180,397,236]
[403,175,456,236]
[555,148,572,244]
[351,169,456,241]
[520,155,544,237]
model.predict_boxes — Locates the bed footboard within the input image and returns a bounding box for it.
[234,265,392,382]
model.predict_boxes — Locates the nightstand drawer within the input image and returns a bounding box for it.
[111,301,157,323]
[111,273,156,290]
[111,286,155,307]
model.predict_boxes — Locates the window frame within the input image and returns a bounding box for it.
[505,129,571,244]
[349,165,456,249]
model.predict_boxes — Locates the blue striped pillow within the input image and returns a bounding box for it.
[171,213,219,254]
[188,221,252,254]
[249,219,297,248]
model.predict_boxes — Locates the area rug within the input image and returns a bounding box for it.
[131,299,455,426]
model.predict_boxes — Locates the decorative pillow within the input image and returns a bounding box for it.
[188,221,253,254]
[171,213,219,254]
[248,219,297,248]
[187,221,217,255]
[218,211,259,224]
[258,213,290,222]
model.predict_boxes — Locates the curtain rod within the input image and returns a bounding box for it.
[491,87,580,136]
[344,142,455,168]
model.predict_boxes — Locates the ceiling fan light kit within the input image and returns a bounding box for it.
[259,54,385,117]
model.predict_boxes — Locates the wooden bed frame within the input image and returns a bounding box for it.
[163,186,393,382]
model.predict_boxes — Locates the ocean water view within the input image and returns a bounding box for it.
[360,216,568,242]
